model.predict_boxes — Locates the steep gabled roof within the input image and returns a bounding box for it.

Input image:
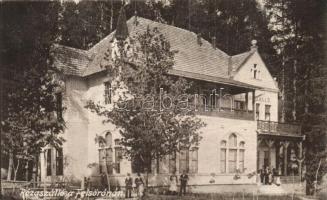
[53,16,262,90]
[52,44,90,76]
[230,51,254,74]
[85,16,230,78]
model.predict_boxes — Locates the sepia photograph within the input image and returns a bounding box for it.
[1,0,326,200]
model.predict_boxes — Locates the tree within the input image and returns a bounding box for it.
[265,0,327,194]
[0,2,65,182]
[86,22,205,177]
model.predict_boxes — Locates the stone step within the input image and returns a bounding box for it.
[280,176,301,184]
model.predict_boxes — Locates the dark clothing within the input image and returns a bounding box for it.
[179,174,188,196]
[260,170,264,183]
[125,177,133,198]
[135,177,144,187]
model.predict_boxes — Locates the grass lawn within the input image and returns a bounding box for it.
[143,193,303,200]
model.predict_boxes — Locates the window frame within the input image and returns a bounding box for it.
[220,134,245,174]
[104,81,112,105]
[265,105,271,121]
[190,147,198,174]
[256,103,260,120]
[98,132,114,174]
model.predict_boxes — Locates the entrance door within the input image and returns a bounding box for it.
[263,151,269,168]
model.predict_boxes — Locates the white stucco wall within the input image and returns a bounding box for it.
[40,72,259,186]
[233,51,279,122]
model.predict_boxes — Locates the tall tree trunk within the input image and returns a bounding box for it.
[13,159,20,181]
[292,59,297,121]
[7,151,13,181]
[25,160,29,181]
[304,79,309,114]
[110,0,113,33]
[281,56,286,123]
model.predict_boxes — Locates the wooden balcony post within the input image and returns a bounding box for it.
[245,92,248,112]
[297,141,303,180]
[252,90,255,120]
[283,141,290,176]
[267,140,274,168]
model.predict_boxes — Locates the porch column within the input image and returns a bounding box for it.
[297,141,303,180]
[283,141,290,176]
[252,90,255,120]
[267,140,274,168]
[257,138,263,170]
[245,92,249,112]
[275,141,280,173]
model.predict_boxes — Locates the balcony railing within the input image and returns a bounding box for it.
[257,120,301,136]
[195,105,254,120]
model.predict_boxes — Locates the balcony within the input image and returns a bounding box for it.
[195,105,254,121]
[257,120,301,136]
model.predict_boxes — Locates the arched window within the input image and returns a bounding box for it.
[229,134,237,147]
[105,132,112,147]
[220,140,227,173]
[239,142,245,172]
[99,132,113,174]
[220,134,245,174]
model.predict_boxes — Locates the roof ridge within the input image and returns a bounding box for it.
[88,16,231,58]
[231,51,251,58]
[53,43,89,56]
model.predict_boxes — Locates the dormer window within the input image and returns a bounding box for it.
[104,81,112,104]
[251,64,260,79]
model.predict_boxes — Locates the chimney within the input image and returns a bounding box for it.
[115,6,129,41]
[197,33,202,46]
[212,36,216,49]
[228,56,232,77]
[251,39,258,51]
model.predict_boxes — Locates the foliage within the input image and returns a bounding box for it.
[265,0,327,194]
[86,26,205,172]
[0,2,65,180]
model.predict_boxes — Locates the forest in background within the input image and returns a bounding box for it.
[1,0,326,194]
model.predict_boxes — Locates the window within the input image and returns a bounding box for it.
[99,149,105,174]
[256,103,260,120]
[105,132,112,147]
[158,156,169,174]
[179,148,189,173]
[190,148,198,173]
[98,132,113,174]
[56,148,63,176]
[46,149,51,176]
[104,82,112,104]
[56,93,63,120]
[234,100,244,110]
[169,153,176,174]
[220,134,245,174]
[239,142,245,173]
[265,105,271,121]
[251,64,260,79]
[229,149,237,173]
[115,147,122,174]
[220,140,227,173]
[46,147,63,176]
[229,134,237,147]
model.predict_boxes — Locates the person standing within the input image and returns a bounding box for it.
[169,172,178,195]
[125,173,133,198]
[135,173,144,198]
[179,170,189,196]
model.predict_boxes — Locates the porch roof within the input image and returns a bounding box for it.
[258,133,304,141]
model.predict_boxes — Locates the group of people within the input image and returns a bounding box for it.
[125,173,144,198]
[168,170,189,196]
[124,170,189,198]
[259,166,281,186]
